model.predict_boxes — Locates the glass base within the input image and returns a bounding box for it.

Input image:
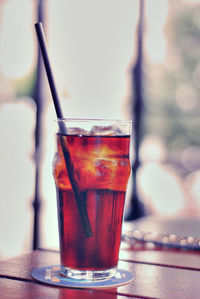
[61,265,117,281]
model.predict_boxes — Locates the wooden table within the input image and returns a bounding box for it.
[0,243,200,299]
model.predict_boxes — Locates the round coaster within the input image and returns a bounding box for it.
[32,265,134,288]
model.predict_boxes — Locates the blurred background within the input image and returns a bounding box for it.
[0,0,200,260]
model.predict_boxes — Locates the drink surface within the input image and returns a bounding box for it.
[53,133,131,270]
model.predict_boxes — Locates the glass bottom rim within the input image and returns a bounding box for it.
[61,265,117,281]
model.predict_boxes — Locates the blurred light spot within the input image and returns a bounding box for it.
[164,52,182,72]
[181,146,200,172]
[0,0,34,79]
[186,171,200,207]
[145,0,168,63]
[0,99,35,258]
[175,84,198,111]
[145,0,168,27]
[139,135,166,163]
[145,33,166,63]
[138,162,186,215]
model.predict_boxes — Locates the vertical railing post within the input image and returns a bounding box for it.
[126,0,146,220]
[32,0,45,250]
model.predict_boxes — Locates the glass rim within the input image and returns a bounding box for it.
[56,118,132,124]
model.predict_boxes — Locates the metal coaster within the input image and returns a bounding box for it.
[32,265,134,288]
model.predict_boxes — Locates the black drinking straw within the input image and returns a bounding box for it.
[35,22,93,237]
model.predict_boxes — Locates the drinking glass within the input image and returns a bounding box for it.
[53,118,132,280]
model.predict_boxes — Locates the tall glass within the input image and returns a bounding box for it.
[53,119,131,280]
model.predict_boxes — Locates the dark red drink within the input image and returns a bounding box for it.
[53,131,131,277]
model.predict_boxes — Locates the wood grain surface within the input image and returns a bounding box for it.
[1,248,200,299]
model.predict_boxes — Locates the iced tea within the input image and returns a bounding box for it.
[53,121,131,279]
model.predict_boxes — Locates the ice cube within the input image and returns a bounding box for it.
[95,158,116,178]
[67,127,88,135]
[90,125,124,136]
